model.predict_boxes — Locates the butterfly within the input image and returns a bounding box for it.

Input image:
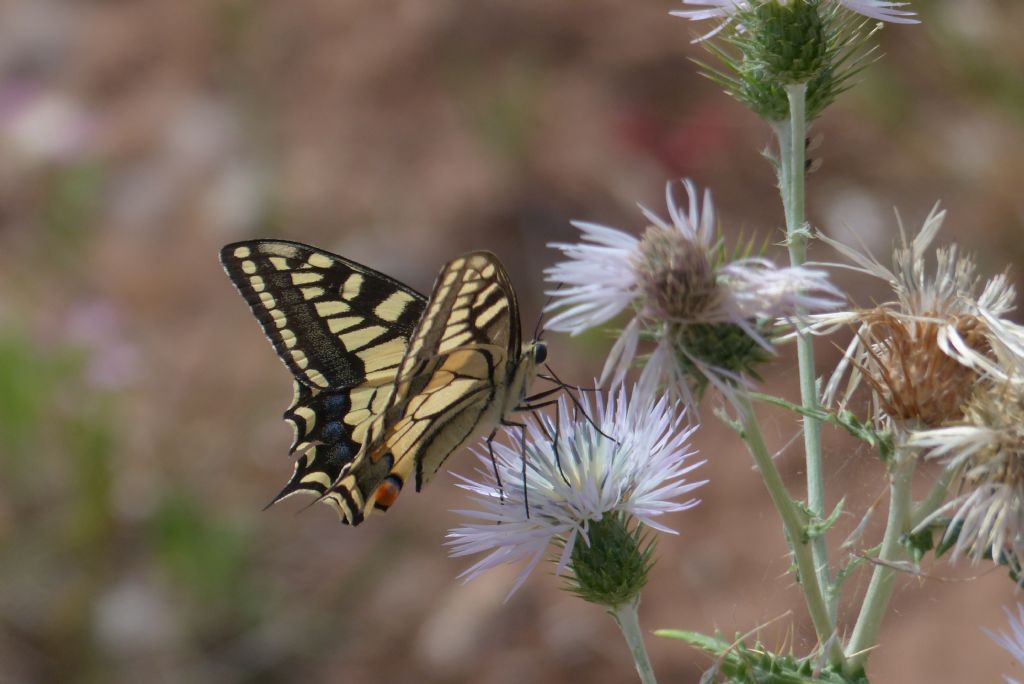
[220,240,546,525]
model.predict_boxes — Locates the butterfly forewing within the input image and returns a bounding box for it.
[220,240,426,389]
[324,252,526,523]
[401,252,520,374]
[220,240,428,505]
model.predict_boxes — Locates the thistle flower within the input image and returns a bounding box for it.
[447,385,705,600]
[674,0,911,122]
[814,205,1024,429]
[545,180,843,406]
[909,381,1024,574]
[986,603,1024,684]
[673,0,918,42]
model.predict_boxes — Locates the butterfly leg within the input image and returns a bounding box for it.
[543,364,617,444]
[552,403,570,486]
[514,398,573,487]
[500,418,529,518]
[534,405,569,487]
[514,399,560,412]
[521,385,564,403]
[536,373,602,393]
[485,428,505,505]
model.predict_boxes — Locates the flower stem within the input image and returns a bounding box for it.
[845,447,916,671]
[911,464,958,529]
[774,82,833,616]
[735,392,844,667]
[609,597,658,684]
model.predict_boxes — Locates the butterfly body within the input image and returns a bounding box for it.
[220,240,543,525]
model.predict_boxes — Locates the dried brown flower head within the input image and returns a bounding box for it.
[814,206,1024,429]
[854,310,992,428]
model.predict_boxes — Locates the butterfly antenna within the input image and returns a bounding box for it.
[533,282,564,341]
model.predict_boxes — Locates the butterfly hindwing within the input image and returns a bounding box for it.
[395,251,520,391]
[273,356,410,505]
[270,381,361,503]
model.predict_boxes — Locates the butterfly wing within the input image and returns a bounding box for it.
[220,240,427,504]
[321,252,525,524]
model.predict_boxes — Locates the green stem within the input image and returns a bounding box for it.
[911,464,958,529]
[775,82,833,616]
[609,597,658,684]
[735,392,844,667]
[844,448,916,672]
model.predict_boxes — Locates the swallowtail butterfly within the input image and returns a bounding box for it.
[220,240,545,525]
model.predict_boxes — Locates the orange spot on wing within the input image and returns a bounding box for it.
[373,477,403,510]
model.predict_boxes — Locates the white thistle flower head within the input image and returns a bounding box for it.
[446,385,705,598]
[545,179,843,406]
[814,205,1024,428]
[672,0,918,43]
[910,381,1024,574]
[986,604,1024,684]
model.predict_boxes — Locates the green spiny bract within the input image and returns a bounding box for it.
[695,0,881,122]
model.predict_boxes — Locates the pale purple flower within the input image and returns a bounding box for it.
[545,179,843,405]
[672,0,918,42]
[986,604,1024,684]
[447,385,705,596]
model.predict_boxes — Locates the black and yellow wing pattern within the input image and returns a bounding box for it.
[220,240,427,506]
[221,242,545,525]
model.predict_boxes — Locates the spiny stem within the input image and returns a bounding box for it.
[734,391,844,667]
[845,447,916,671]
[775,82,833,618]
[911,463,958,529]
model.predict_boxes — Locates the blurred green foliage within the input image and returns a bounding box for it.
[42,163,105,249]
[150,493,260,622]
[0,330,85,466]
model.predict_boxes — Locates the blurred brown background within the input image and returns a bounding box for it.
[1,1,1022,682]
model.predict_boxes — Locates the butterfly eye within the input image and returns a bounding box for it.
[533,342,547,365]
